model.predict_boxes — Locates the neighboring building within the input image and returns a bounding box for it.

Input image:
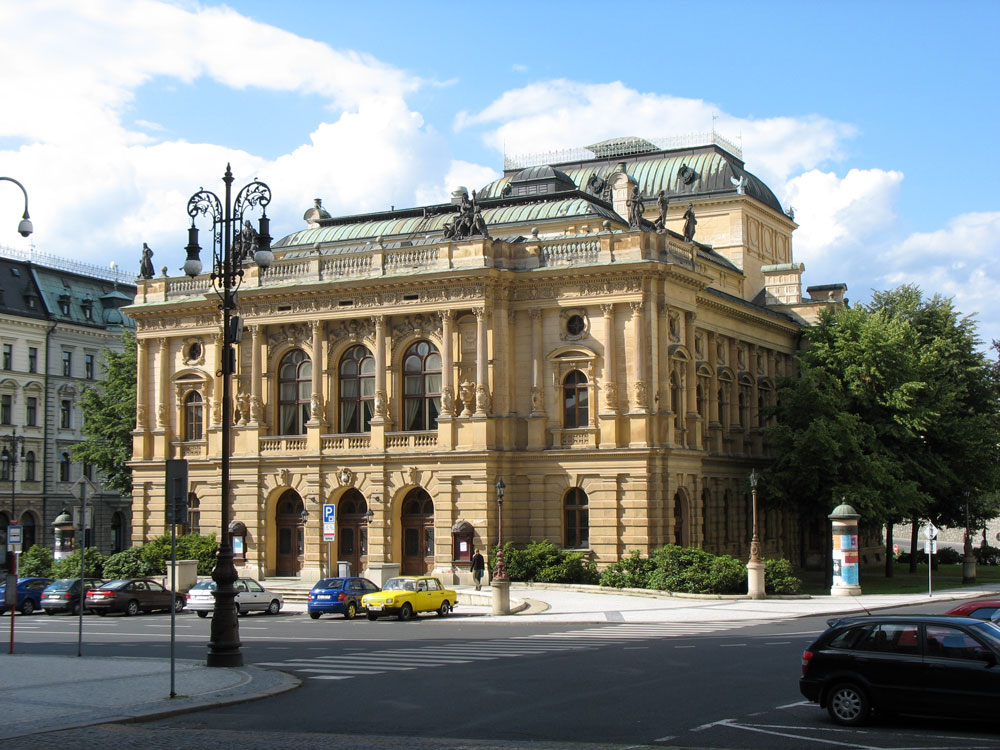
[0,247,135,567]
[127,134,846,584]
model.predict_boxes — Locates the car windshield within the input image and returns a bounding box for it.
[101,580,132,590]
[190,580,217,591]
[382,578,417,592]
[970,621,1000,649]
[313,579,344,590]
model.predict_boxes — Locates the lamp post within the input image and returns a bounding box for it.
[0,177,33,237]
[491,477,510,615]
[1,429,26,518]
[182,164,273,668]
[746,468,765,599]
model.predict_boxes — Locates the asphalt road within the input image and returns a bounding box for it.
[7,601,1000,749]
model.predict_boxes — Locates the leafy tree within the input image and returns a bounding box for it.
[50,547,105,579]
[71,330,137,497]
[18,544,54,578]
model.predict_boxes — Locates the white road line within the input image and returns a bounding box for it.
[775,700,811,709]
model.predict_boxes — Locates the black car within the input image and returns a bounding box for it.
[800,614,1000,726]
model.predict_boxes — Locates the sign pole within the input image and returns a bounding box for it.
[78,481,87,657]
[8,549,17,655]
[322,504,336,577]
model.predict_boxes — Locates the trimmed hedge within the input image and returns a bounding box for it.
[489,540,599,584]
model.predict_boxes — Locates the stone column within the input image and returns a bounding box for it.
[630,301,647,413]
[600,303,618,415]
[684,312,699,449]
[440,310,455,417]
[249,325,264,427]
[372,315,387,421]
[136,337,149,430]
[530,308,544,416]
[308,320,325,426]
[474,307,490,415]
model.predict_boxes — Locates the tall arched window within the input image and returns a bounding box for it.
[562,370,588,428]
[278,349,312,435]
[59,452,71,482]
[20,512,36,549]
[111,510,126,553]
[402,341,441,431]
[184,391,203,441]
[0,448,9,481]
[339,345,375,433]
[564,488,589,548]
[24,451,35,482]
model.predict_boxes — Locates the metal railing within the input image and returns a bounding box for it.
[505,132,742,170]
[0,244,135,285]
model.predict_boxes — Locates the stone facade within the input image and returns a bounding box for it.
[127,137,844,584]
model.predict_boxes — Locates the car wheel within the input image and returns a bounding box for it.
[125,600,140,617]
[398,603,414,621]
[174,597,185,612]
[71,602,81,616]
[367,612,379,621]
[827,682,871,726]
[344,602,357,620]
[309,611,321,620]
[267,599,281,615]
[20,599,35,616]
[437,601,451,617]
[236,604,244,616]
[196,610,208,618]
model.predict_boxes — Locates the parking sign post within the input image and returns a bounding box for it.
[924,524,938,597]
[322,504,336,577]
[6,527,19,654]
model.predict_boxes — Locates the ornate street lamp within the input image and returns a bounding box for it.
[0,176,32,237]
[1,429,26,518]
[493,477,507,582]
[746,468,765,599]
[182,164,273,668]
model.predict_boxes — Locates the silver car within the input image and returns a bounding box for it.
[185,578,283,617]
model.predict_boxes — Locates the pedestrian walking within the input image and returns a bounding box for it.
[471,548,485,590]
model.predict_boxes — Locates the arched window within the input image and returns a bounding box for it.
[0,448,9,481]
[564,488,589,548]
[402,341,441,431]
[20,512,36,549]
[24,451,35,482]
[278,350,312,435]
[59,452,71,482]
[562,370,588,428]
[670,371,682,429]
[187,494,200,535]
[111,510,126,553]
[339,345,375,433]
[184,391,203,441]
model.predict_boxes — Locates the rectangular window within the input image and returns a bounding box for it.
[0,394,10,424]
[26,397,37,426]
[62,351,72,377]
[85,354,95,380]
[60,400,71,428]
[2,343,11,370]
[28,347,37,373]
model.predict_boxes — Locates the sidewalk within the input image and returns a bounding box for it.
[2,581,998,741]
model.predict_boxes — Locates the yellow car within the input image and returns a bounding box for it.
[361,576,457,621]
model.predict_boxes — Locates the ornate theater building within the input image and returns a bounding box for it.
[127,135,845,584]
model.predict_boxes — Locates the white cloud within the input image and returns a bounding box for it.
[414,160,501,207]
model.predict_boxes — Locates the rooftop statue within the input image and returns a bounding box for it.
[652,190,669,233]
[443,189,489,240]
[626,185,644,229]
[139,242,154,279]
[683,203,697,242]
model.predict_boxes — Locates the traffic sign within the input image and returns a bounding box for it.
[923,524,938,540]
[6,525,21,545]
[72,475,100,501]
[322,503,336,542]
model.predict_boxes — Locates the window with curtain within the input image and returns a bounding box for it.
[564,488,589,548]
[59,452,71,482]
[278,349,312,435]
[562,370,588,428]
[60,399,71,428]
[184,391,204,441]
[339,345,375,433]
[24,452,35,481]
[402,341,441,431]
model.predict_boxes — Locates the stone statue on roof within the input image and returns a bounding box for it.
[626,185,644,229]
[444,189,489,240]
[139,243,154,279]
[653,190,669,234]
[683,203,697,242]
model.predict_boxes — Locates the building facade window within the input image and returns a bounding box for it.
[62,351,72,377]
[21,513,36,549]
[563,488,590,548]
[60,400,71,428]
[85,354,95,380]
[2,343,11,370]
[184,391,203,441]
[111,511,126,553]
[0,449,9,481]
[83,462,93,480]
[27,347,37,373]
[562,370,589,429]
[278,349,311,435]
[0,394,10,424]
[187,494,200,535]
[402,341,441,431]
[24,452,35,482]
[339,345,375,433]
[59,453,71,482]
[26,397,37,426]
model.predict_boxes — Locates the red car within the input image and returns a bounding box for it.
[944,599,1000,620]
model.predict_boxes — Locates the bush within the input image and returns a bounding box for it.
[490,540,598,584]
[18,545,54,578]
[103,547,157,579]
[599,550,654,588]
[50,547,105,579]
[139,532,218,576]
[975,544,1000,566]
[764,558,802,594]
[646,545,746,594]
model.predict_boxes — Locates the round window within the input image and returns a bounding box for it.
[188,342,202,361]
[567,314,585,336]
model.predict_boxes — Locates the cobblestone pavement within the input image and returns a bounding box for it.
[6,724,667,749]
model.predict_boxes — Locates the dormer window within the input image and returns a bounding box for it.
[58,295,70,316]
[82,299,94,321]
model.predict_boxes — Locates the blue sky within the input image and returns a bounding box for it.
[1,0,998,348]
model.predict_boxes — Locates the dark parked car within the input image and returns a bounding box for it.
[0,577,52,615]
[945,599,1000,620]
[86,579,185,616]
[801,614,1000,726]
[41,578,104,615]
[307,577,380,619]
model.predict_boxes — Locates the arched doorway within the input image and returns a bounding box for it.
[337,489,369,578]
[401,488,434,574]
[673,490,687,547]
[275,490,305,576]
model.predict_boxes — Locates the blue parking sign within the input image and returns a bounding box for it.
[323,504,336,523]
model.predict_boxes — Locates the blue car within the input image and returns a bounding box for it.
[0,577,53,616]
[307,577,380,620]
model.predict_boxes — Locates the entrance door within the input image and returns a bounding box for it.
[401,488,434,575]
[337,489,369,578]
[275,490,304,576]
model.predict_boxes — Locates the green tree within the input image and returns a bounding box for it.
[50,547,105,579]
[18,544,54,578]
[71,330,137,496]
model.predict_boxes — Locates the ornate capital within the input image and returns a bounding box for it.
[630,300,645,315]
[473,307,487,322]
[600,303,614,317]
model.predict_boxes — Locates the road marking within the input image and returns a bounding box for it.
[776,700,811,709]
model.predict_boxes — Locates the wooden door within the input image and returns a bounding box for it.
[276,491,304,576]
[401,489,434,575]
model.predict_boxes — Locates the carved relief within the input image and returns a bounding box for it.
[530,386,544,415]
[441,385,455,416]
[460,381,475,417]
[249,395,262,424]
[310,392,323,420]
[695,333,704,358]
[475,384,492,413]
[668,311,681,343]
[329,318,375,342]
[374,389,387,417]
[392,313,441,338]
[404,466,421,487]
[236,392,250,425]
[267,323,309,348]
[337,467,355,487]
[603,381,618,410]
[716,337,726,364]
